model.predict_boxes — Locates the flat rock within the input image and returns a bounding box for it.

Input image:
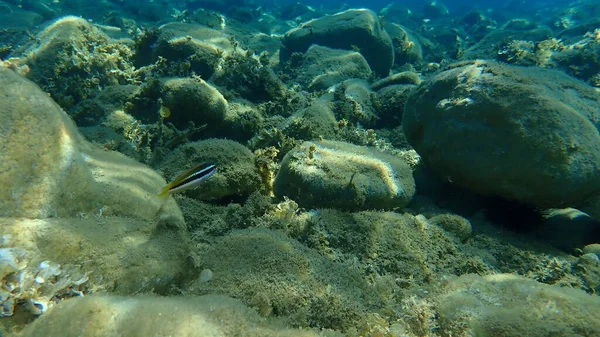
[434,274,600,337]
[20,294,327,337]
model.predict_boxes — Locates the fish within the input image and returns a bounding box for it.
[158,163,216,197]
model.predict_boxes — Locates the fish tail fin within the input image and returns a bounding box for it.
[157,185,171,198]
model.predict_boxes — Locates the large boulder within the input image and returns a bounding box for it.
[0,66,182,221]
[149,22,234,78]
[274,140,415,210]
[0,66,191,315]
[16,16,135,110]
[403,60,600,210]
[281,9,394,77]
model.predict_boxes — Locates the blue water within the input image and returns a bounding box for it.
[2,0,600,335]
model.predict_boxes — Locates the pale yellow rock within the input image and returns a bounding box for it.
[0,216,190,295]
[21,294,331,337]
[0,65,181,222]
[432,274,600,337]
[0,65,191,314]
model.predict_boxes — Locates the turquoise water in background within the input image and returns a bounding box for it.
[2,0,600,336]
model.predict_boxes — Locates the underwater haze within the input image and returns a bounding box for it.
[1,0,600,336]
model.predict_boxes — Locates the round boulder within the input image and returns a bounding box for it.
[160,77,228,129]
[403,60,600,209]
[281,9,394,77]
[274,140,415,210]
[157,139,263,200]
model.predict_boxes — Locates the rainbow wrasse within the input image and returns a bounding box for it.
[158,163,216,197]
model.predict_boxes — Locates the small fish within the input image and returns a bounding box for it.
[158,163,216,197]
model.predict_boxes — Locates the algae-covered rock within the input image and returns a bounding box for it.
[0,66,191,316]
[20,294,330,337]
[432,274,600,337]
[428,213,473,242]
[158,139,262,199]
[274,140,415,210]
[281,9,394,77]
[403,60,600,211]
[1,215,190,298]
[150,22,233,78]
[374,84,415,127]
[188,228,380,331]
[371,71,421,91]
[281,97,338,141]
[304,210,467,283]
[211,52,287,103]
[160,77,228,129]
[292,45,372,91]
[331,79,378,128]
[16,16,136,110]
[384,23,423,66]
[0,66,181,221]
[371,72,420,127]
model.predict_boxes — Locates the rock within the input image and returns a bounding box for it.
[583,243,600,257]
[17,16,136,111]
[374,84,415,127]
[462,28,552,61]
[188,228,370,331]
[371,72,420,126]
[273,140,415,210]
[281,9,394,77]
[160,77,228,129]
[422,0,449,18]
[292,45,372,91]
[157,139,263,200]
[428,214,473,242]
[0,66,182,222]
[331,79,378,128]
[281,97,338,140]
[280,2,321,21]
[0,66,191,315]
[403,60,600,210]
[20,294,326,337]
[72,84,139,126]
[537,208,600,251]
[211,52,286,103]
[151,22,233,78]
[433,274,600,337]
[1,215,190,301]
[371,71,421,91]
[305,210,466,283]
[384,23,423,66]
